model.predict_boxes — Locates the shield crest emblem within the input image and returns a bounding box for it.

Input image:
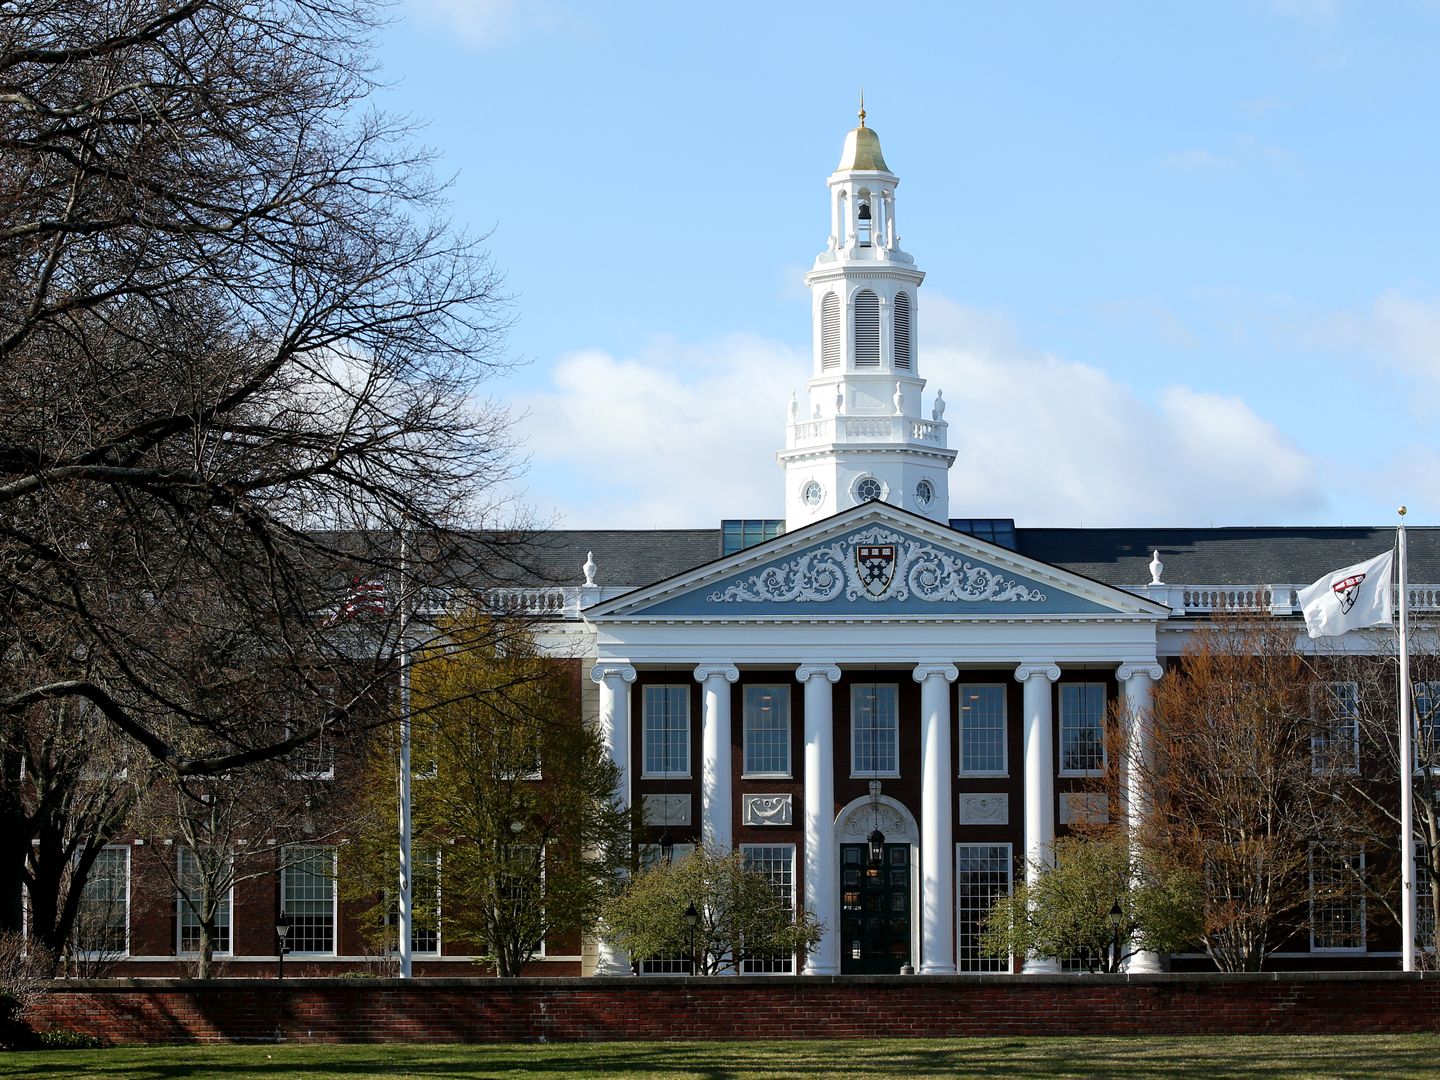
[856,544,896,598]
[1331,573,1365,615]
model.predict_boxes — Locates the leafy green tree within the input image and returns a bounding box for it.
[345,622,631,977]
[981,832,1202,973]
[604,847,824,976]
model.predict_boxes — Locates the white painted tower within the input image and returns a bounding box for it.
[778,106,956,529]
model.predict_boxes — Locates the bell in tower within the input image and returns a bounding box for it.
[776,106,957,530]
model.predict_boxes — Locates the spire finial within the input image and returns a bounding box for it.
[858,86,866,127]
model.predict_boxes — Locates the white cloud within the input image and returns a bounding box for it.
[1292,289,1440,396]
[405,0,579,49]
[514,297,1330,528]
[515,334,803,527]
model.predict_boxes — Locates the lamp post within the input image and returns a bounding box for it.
[274,910,291,1043]
[275,909,291,981]
[1108,900,1123,974]
[684,901,700,975]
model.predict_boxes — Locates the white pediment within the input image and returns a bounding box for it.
[586,503,1169,624]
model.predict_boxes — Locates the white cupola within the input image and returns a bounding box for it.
[777,104,957,529]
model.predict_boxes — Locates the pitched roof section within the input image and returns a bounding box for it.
[1016,527,1437,589]
[585,503,1171,622]
[493,524,1438,592]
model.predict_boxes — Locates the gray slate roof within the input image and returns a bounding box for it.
[502,525,1440,592]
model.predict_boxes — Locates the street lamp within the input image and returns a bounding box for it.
[275,909,291,981]
[1108,900,1123,974]
[867,828,885,871]
[684,901,700,975]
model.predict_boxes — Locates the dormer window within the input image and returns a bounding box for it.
[857,200,872,247]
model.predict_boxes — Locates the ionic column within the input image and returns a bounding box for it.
[915,662,959,975]
[695,663,740,852]
[798,663,842,975]
[590,661,637,976]
[1119,662,1164,975]
[1016,662,1061,974]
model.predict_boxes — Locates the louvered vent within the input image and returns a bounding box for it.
[893,291,912,369]
[821,293,841,370]
[853,290,880,367]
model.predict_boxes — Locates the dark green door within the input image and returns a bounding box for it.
[840,843,911,974]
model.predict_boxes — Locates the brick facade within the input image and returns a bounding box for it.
[27,973,1440,1043]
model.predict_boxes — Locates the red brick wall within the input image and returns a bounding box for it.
[27,973,1440,1044]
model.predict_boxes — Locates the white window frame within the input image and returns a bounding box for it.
[76,844,130,957]
[742,684,792,779]
[1416,682,1440,774]
[740,843,797,975]
[638,843,696,975]
[1309,844,1366,953]
[641,685,691,779]
[1311,681,1360,775]
[850,683,900,778]
[176,847,233,957]
[957,684,1008,777]
[955,843,1012,974]
[386,846,442,956]
[1058,682,1107,778]
[281,845,338,956]
[285,721,334,781]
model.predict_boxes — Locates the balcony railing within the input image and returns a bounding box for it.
[786,414,947,449]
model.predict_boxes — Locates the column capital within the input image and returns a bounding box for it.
[796,664,841,684]
[1014,662,1061,684]
[694,663,740,684]
[1117,662,1164,683]
[912,663,959,684]
[590,662,637,685]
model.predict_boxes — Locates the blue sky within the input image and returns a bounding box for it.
[374,1,1440,531]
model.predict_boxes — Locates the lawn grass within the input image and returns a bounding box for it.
[4,1036,1438,1079]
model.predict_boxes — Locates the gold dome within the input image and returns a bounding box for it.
[837,122,889,172]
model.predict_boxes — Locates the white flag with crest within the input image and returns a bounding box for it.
[1297,550,1394,639]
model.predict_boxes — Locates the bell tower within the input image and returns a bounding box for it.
[778,105,956,529]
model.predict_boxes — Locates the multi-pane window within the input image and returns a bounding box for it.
[76,846,129,955]
[1312,682,1360,774]
[956,844,1012,973]
[286,720,334,780]
[741,844,796,974]
[282,845,336,954]
[638,843,696,975]
[1310,845,1365,952]
[177,848,231,955]
[1418,845,1437,953]
[744,685,791,777]
[386,846,441,955]
[1059,683,1106,776]
[958,685,1007,775]
[642,685,690,778]
[851,684,899,777]
[1417,683,1440,773]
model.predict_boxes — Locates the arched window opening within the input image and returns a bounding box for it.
[853,290,880,367]
[821,293,841,370]
[857,199,872,247]
[893,292,912,370]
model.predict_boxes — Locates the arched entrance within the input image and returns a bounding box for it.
[835,793,918,975]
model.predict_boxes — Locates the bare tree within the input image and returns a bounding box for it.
[1131,617,1358,970]
[1322,632,1440,960]
[0,0,524,798]
[0,697,139,964]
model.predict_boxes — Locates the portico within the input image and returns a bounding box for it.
[585,501,1171,975]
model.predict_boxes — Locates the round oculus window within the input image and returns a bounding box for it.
[855,476,884,502]
[802,480,823,508]
[915,479,934,508]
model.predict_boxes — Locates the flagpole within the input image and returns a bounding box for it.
[398,522,413,980]
[1397,506,1415,973]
